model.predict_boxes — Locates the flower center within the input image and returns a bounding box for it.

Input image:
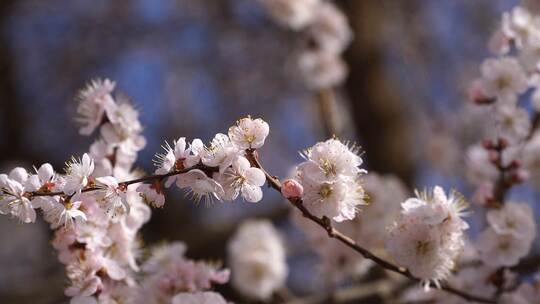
[320,159,337,176]
[415,241,431,256]
[319,184,333,199]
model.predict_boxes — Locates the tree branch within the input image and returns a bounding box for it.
[8,164,219,199]
[245,150,497,304]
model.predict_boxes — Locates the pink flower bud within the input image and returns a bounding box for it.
[281,179,303,199]
[482,139,494,150]
[468,79,494,105]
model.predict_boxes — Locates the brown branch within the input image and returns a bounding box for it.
[316,88,338,138]
[245,150,496,304]
[10,164,219,199]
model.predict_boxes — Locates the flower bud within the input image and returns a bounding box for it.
[281,179,303,199]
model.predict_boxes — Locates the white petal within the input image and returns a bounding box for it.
[242,184,263,203]
[245,167,266,187]
[233,156,251,173]
[38,163,54,182]
[9,167,28,184]
[96,176,118,187]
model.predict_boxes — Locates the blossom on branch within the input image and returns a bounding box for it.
[386,186,469,290]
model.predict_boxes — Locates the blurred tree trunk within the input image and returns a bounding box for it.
[340,1,416,186]
[0,1,27,163]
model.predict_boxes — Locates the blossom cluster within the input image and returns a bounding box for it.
[151,116,269,204]
[405,4,540,302]
[294,138,367,222]
[0,80,236,303]
[467,4,540,198]
[477,202,536,267]
[136,242,230,304]
[386,187,469,290]
[258,0,352,89]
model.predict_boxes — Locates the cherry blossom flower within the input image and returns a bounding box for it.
[138,242,230,303]
[76,78,116,136]
[494,105,531,143]
[386,187,469,290]
[296,138,367,222]
[0,173,36,223]
[228,220,287,300]
[502,6,540,48]
[201,133,240,173]
[136,182,165,208]
[44,195,87,228]
[478,202,536,267]
[486,202,536,239]
[219,156,266,203]
[477,227,533,267]
[177,169,225,203]
[228,116,270,150]
[24,163,56,192]
[95,176,129,216]
[298,49,348,89]
[64,153,95,195]
[307,2,352,54]
[480,56,528,104]
[465,144,499,187]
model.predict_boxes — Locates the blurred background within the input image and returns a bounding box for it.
[0,0,534,303]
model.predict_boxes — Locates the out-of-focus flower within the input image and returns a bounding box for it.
[480,57,528,104]
[228,220,287,300]
[298,49,348,89]
[386,187,469,290]
[259,0,320,30]
[76,78,116,136]
[477,202,536,267]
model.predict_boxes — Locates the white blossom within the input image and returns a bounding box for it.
[0,174,36,223]
[136,182,165,208]
[486,202,536,239]
[76,78,116,136]
[296,138,366,222]
[480,57,528,104]
[494,105,531,143]
[477,227,533,267]
[478,202,536,267]
[95,176,129,216]
[177,169,225,204]
[298,49,348,89]
[64,153,95,195]
[502,6,540,48]
[228,116,270,150]
[465,144,499,187]
[219,156,266,203]
[201,133,240,173]
[386,187,469,290]
[307,2,352,54]
[44,196,87,228]
[228,220,287,300]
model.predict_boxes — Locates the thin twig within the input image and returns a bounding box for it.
[245,150,497,304]
[316,88,338,138]
[15,164,218,199]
